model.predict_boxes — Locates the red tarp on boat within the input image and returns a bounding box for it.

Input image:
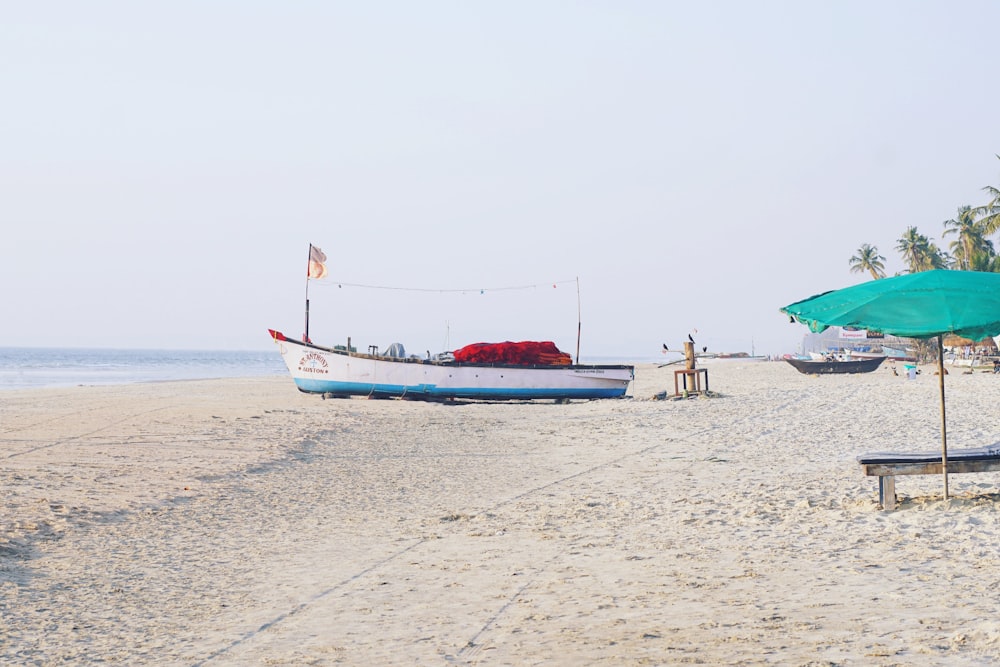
[452,341,572,366]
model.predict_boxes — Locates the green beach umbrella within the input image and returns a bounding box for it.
[781,269,1000,501]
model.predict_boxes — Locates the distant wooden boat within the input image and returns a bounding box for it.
[784,356,885,375]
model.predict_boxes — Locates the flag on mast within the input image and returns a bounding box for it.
[308,245,328,279]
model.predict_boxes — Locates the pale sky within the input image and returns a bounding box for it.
[3,2,999,358]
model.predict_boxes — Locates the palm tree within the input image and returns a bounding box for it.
[849,243,886,279]
[972,154,1000,236]
[896,226,948,272]
[926,241,950,270]
[943,205,995,271]
[897,227,924,272]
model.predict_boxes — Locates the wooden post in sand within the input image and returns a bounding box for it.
[684,341,696,369]
[672,341,708,397]
[938,334,949,499]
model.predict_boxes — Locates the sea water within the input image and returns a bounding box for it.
[0,347,286,391]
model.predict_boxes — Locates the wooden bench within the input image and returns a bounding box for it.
[858,447,1000,510]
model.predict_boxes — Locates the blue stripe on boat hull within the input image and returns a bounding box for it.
[293,378,628,400]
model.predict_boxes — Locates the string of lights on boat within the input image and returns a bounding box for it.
[312,278,580,294]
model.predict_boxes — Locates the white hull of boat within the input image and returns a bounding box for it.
[843,351,886,360]
[269,330,634,400]
[696,355,768,364]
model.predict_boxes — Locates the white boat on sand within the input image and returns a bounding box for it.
[697,352,768,363]
[273,245,633,401]
[268,330,634,401]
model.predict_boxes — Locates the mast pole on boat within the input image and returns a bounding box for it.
[575,276,581,364]
[304,244,312,343]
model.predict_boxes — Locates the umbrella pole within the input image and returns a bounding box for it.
[938,335,949,499]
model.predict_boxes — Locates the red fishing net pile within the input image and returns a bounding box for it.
[452,341,572,365]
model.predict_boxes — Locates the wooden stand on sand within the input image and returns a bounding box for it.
[674,341,709,397]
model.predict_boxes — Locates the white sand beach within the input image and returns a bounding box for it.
[4,361,1000,665]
